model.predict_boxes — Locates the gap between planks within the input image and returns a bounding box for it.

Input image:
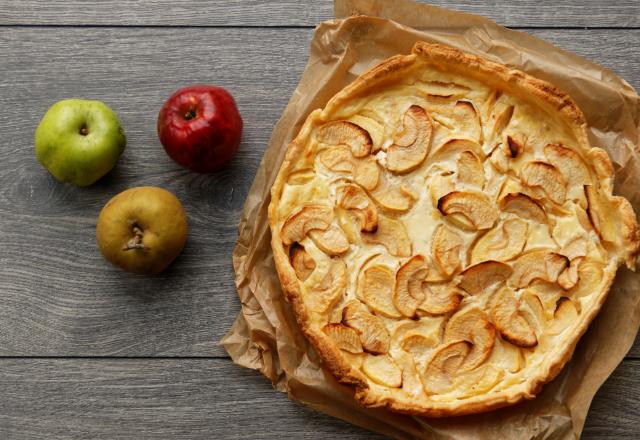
[0,24,639,30]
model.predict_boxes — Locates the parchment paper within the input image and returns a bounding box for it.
[222,1,640,438]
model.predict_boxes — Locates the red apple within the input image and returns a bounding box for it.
[157,85,243,173]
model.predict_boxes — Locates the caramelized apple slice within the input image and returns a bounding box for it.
[305,259,347,313]
[444,308,496,370]
[470,218,528,264]
[548,298,579,335]
[289,245,315,281]
[428,138,485,164]
[318,146,379,191]
[281,205,333,245]
[322,323,363,353]
[510,250,568,288]
[519,290,547,336]
[561,236,588,260]
[286,168,315,185]
[506,134,526,159]
[544,143,591,187]
[308,224,349,255]
[458,261,512,296]
[336,183,378,232]
[348,115,384,153]
[491,287,537,348]
[431,224,463,277]
[354,157,380,191]
[316,120,372,158]
[362,354,402,388]
[363,215,411,257]
[393,255,428,318]
[370,173,415,212]
[489,105,514,141]
[396,354,425,397]
[419,283,463,315]
[422,340,471,394]
[500,192,547,224]
[387,105,433,173]
[342,300,390,354]
[401,333,440,360]
[484,89,502,117]
[429,171,457,208]
[568,258,605,298]
[585,185,640,268]
[360,265,401,318]
[454,365,504,398]
[457,150,485,188]
[417,80,471,99]
[558,257,583,290]
[438,191,499,230]
[491,336,524,373]
[521,161,567,205]
[392,318,445,365]
[453,100,482,143]
[489,144,509,173]
[318,145,353,173]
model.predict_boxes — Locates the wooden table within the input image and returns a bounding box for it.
[0,1,638,438]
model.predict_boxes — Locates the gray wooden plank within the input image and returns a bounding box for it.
[0,27,639,356]
[0,358,387,439]
[0,357,636,439]
[1,0,640,28]
[582,359,640,439]
[0,27,314,356]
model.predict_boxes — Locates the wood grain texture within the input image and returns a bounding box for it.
[0,358,636,439]
[0,27,312,356]
[1,0,640,28]
[0,27,639,357]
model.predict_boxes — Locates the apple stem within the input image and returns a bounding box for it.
[123,225,148,251]
[184,108,197,121]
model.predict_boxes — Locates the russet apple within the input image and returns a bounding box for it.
[96,187,188,274]
[157,85,242,173]
[35,99,126,186]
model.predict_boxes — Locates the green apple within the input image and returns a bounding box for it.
[35,99,126,186]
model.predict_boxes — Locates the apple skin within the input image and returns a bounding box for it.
[96,187,188,275]
[157,85,242,173]
[35,99,126,186]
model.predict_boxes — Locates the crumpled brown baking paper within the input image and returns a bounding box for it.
[222,0,640,438]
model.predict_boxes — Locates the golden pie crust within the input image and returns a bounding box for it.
[268,42,640,417]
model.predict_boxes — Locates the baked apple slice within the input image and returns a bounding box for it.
[444,308,496,370]
[431,224,463,277]
[336,183,378,232]
[500,192,547,224]
[387,105,433,173]
[438,191,499,230]
[363,215,412,257]
[281,205,333,245]
[322,323,363,353]
[342,300,390,354]
[393,255,428,317]
[362,354,403,388]
[359,265,401,318]
[509,250,568,288]
[289,245,315,281]
[491,287,537,348]
[521,161,567,205]
[470,218,528,264]
[316,120,373,158]
[422,340,471,394]
[458,261,512,296]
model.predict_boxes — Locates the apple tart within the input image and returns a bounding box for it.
[268,42,639,416]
